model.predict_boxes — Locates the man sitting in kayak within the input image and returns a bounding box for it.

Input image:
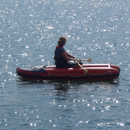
[54,36,78,68]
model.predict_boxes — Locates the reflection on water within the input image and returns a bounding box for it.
[0,0,129,129]
[54,83,69,93]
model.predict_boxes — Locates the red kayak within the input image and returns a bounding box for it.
[16,64,120,81]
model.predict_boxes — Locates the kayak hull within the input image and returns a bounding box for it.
[16,64,120,81]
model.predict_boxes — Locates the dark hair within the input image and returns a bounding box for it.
[58,36,67,47]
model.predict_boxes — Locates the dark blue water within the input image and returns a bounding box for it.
[0,0,130,129]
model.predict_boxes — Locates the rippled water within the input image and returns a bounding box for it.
[0,0,130,129]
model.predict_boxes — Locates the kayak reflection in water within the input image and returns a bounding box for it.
[54,36,79,68]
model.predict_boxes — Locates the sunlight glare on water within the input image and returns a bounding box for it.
[0,0,130,129]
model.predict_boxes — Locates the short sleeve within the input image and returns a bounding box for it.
[59,48,65,54]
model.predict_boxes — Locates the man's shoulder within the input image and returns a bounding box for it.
[57,47,65,52]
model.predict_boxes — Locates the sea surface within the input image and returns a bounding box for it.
[0,0,130,129]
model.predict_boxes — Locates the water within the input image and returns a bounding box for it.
[0,0,130,129]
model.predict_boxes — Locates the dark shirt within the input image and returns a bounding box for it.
[54,46,77,68]
[54,47,67,65]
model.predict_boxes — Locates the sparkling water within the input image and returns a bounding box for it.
[0,0,130,129]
